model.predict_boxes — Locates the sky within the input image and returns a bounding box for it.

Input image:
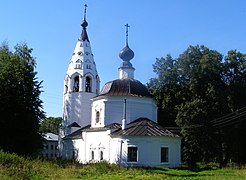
[0,0,246,118]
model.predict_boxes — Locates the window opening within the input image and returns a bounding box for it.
[127,147,138,162]
[73,76,79,92]
[161,147,168,163]
[96,111,100,123]
[75,60,81,69]
[86,64,91,69]
[85,76,91,92]
[100,151,103,161]
[91,151,94,160]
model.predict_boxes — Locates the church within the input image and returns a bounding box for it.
[59,5,181,168]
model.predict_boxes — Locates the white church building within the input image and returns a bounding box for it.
[59,6,181,168]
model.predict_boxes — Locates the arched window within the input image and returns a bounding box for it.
[73,76,79,92]
[100,151,103,161]
[85,76,91,92]
[96,111,100,123]
[91,151,94,160]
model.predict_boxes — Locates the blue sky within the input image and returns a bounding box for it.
[1,0,246,118]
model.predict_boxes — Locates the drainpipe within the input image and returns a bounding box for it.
[122,99,127,130]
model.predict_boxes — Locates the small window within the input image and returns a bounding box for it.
[96,111,100,123]
[127,147,138,162]
[46,145,49,150]
[51,145,54,150]
[161,147,168,163]
[86,64,91,69]
[75,59,82,69]
[100,151,103,161]
[91,151,94,160]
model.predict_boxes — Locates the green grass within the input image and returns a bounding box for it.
[0,150,245,180]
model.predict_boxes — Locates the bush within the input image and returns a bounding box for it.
[0,150,32,179]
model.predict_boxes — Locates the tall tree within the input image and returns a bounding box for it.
[147,54,181,127]
[0,42,45,156]
[175,45,226,165]
[220,50,246,164]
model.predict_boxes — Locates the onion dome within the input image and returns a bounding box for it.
[81,19,88,28]
[119,24,134,62]
[98,78,151,97]
[119,44,134,61]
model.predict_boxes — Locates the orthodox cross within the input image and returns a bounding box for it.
[125,24,130,45]
[84,4,88,20]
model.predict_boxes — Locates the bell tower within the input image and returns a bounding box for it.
[61,4,100,136]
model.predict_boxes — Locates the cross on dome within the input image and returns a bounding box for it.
[119,23,134,62]
[125,24,130,45]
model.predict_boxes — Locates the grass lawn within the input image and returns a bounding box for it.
[0,151,245,179]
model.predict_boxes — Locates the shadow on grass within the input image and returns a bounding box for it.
[137,165,217,178]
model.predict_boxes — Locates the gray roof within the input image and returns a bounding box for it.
[67,122,81,128]
[63,125,90,140]
[63,119,179,140]
[42,133,58,141]
[84,123,121,132]
[111,118,179,137]
[98,79,152,98]
[63,123,121,139]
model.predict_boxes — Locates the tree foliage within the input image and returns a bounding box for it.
[40,117,62,135]
[148,45,246,166]
[0,42,45,156]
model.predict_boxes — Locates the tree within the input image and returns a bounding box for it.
[40,117,62,135]
[220,50,246,164]
[148,45,246,166]
[0,42,45,156]
[147,54,181,127]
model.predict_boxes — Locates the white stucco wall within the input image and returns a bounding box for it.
[72,128,181,168]
[91,96,157,128]
[80,130,112,163]
[42,140,59,158]
[63,92,95,130]
[111,136,181,168]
